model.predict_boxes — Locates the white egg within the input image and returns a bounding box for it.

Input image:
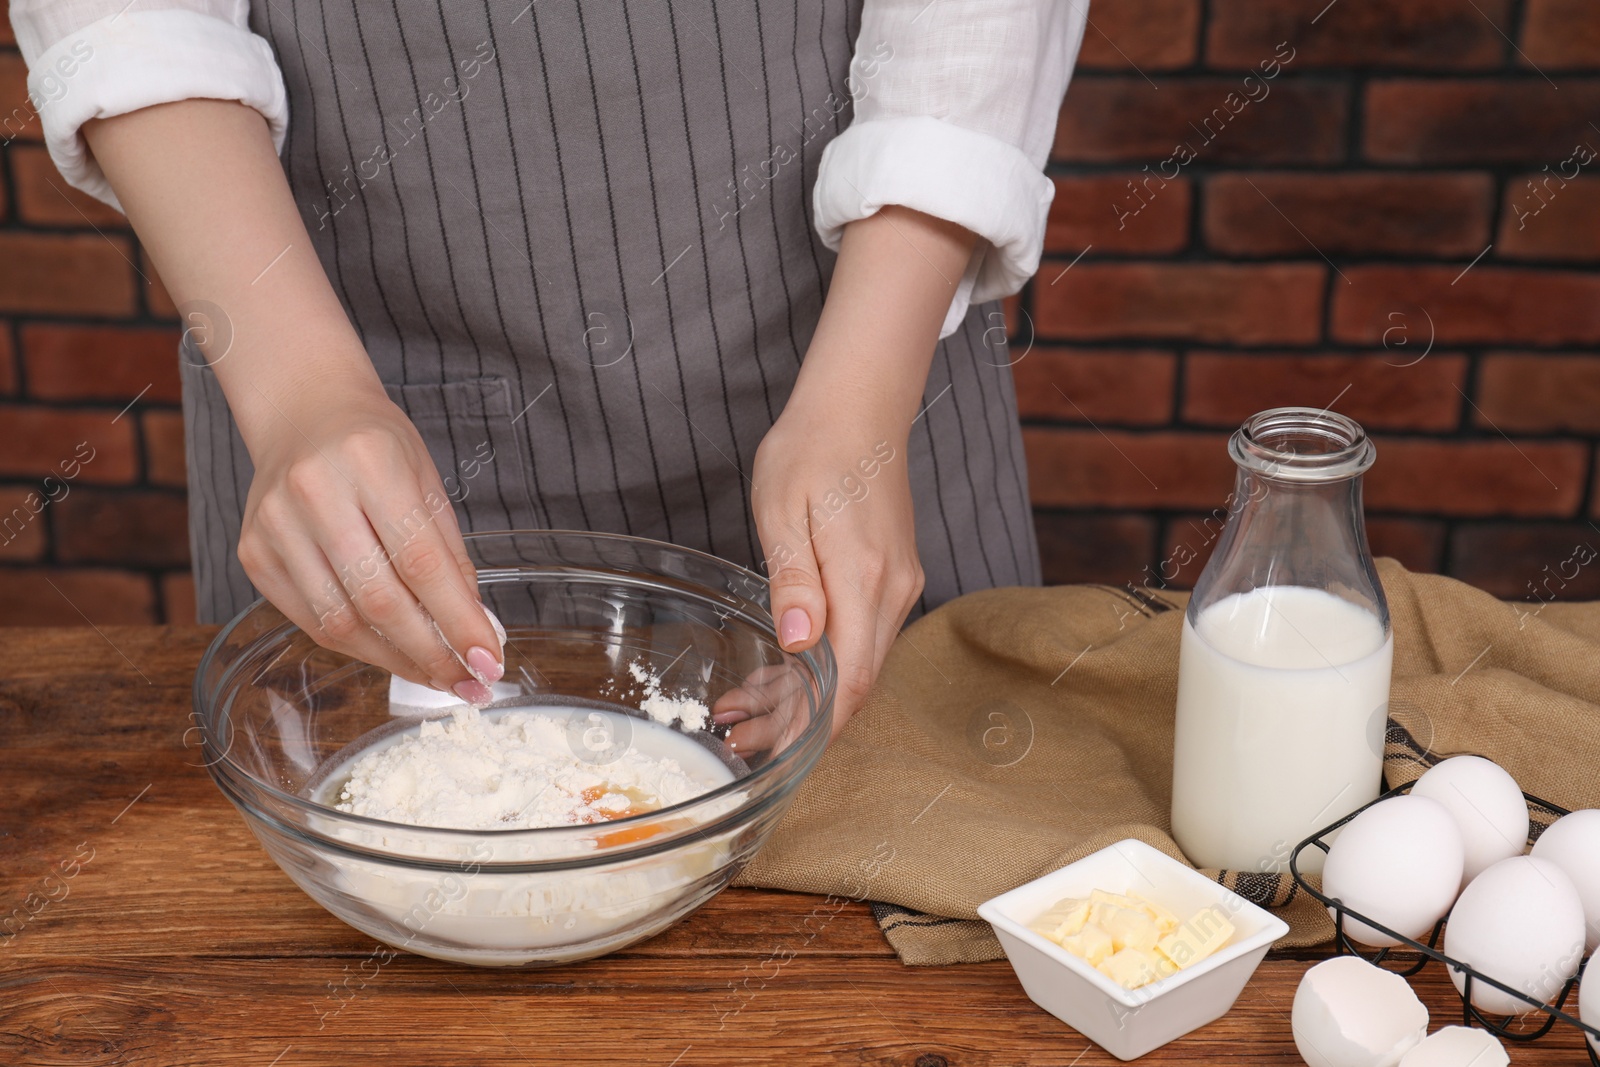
[1531,808,1600,952]
[1443,855,1586,1016]
[1322,796,1464,947]
[1292,956,1429,1067]
[1395,1026,1507,1067]
[1411,756,1529,887]
[1580,955,1599,1054]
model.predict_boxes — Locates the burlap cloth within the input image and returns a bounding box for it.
[732,559,1600,965]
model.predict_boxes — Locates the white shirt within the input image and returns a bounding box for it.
[10,0,1084,337]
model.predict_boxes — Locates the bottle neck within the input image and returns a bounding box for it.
[1189,408,1389,632]
[1230,407,1376,485]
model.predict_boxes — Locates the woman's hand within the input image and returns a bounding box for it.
[81,100,500,697]
[748,394,923,739]
[237,364,503,701]
[740,205,977,742]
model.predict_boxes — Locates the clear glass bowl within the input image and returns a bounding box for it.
[193,531,836,967]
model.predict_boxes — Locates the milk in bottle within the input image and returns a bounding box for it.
[1169,409,1392,875]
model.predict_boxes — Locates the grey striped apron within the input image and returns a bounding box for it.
[180,0,1041,625]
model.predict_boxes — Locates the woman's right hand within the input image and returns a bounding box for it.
[236,367,504,702]
[76,99,501,695]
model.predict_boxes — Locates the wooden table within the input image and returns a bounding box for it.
[2,627,1590,1066]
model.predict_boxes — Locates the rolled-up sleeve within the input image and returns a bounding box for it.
[9,0,288,213]
[813,0,1086,337]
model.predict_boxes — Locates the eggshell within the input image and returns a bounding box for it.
[1292,956,1428,1067]
[1443,855,1586,1016]
[1530,808,1600,951]
[1411,756,1528,887]
[1581,955,1599,1055]
[1322,796,1464,947]
[1395,1027,1507,1067]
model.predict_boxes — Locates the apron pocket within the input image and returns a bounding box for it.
[383,377,539,532]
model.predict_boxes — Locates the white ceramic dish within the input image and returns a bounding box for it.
[978,838,1290,1061]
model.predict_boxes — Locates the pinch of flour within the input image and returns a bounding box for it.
[625,660,710,732]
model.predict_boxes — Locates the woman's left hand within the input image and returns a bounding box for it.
[728,205,976,743]
[745,395,924,741]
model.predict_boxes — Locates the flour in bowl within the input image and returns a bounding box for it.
[626,660,711,732]
[334,705,728,831]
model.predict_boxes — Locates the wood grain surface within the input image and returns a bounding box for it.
[1,626,1590,1066]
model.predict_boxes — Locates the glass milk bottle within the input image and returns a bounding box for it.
[1170,408,1393,876]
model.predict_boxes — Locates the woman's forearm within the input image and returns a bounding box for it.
[790,205,978,434]
[82,99,380,449]
[85,98,504,694]
[751,204,973,733]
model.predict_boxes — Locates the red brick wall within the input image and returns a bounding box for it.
[2,0,1599,625]
[0,13,193,625]
[1021,0,1600,603]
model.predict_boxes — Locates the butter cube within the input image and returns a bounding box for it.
[1029,896,1091,941]
[1155,904,1235,971]
[1088,890,1143,933]
[1089,889,1141,911]
[1128,890,1182,932]
[1097,904,1163,953]
[1099,946,1166,990]
[1059,921,1115,967]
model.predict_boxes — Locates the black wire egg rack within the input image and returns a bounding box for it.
[1289,781,1600,1062]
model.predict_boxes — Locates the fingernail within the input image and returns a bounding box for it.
[466,645,504,684]
[481,603,507,650]
[453,678,495,706]
[779,607,810,648]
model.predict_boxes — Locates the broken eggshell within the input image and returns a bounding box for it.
[1292,956,1428,1067]
[1395,1026,1507,1067]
